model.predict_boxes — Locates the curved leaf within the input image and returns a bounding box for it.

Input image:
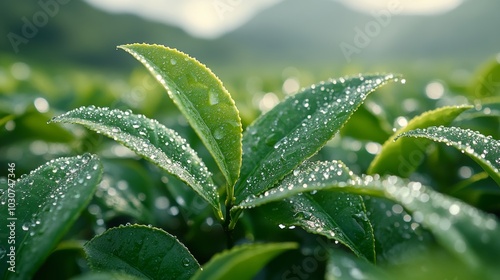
[118,43,242,190]
[0,154,102,280]
[235,162,500,275]
[50,106,223,220]
[397,126,500,186]
[84,225,200,280]
[191,242,297,280]
[237,161,375,261]
[368,105,472,177]
[235,74,399,204]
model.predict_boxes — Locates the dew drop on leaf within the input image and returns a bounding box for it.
[182,258,191,267]
[22,222,30,231]
[0,247,6,259]
[208,89,219,105]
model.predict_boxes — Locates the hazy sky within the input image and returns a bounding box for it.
[84,0,464,39]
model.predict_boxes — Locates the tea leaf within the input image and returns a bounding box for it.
[236,161,375,261]
[0,154,102,280]
[397,126,500,186]
[119,44,242,190]
[191,243,297,280]
[51,106,223,220]
[235,74,399,204]
[84,225,200,280]
[368,105,472,177]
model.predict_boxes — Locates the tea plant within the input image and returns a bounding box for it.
[1,44,499,280]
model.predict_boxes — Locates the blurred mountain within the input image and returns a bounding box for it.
[1,0,499,73]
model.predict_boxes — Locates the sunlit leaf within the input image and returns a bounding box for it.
[368,105,472,177]
[84,225,200,280]
[51,106,223,220]
[191,243,297,280]
[235,74,400,204]
[119,43,242,191]
[0,154,102,280]
[397,126,500,185]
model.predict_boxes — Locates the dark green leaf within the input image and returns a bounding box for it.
[84,225,200,280]
[368,105,472,177]
[235,74,399,204]
[118,43,242,190]
[71,272,143,280]
[0,154,102,280]
[237,161,375,261]
[397,126,500,185]
[51,106,223,220]
[191,243,297,280]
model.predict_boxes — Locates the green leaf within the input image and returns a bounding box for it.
[236,161,375,261]
[84,225,200,280]
[235,74,399,204]
[470,57,500,99]
[362,196,433,264]
[50,106,223,220]
[340,105,391,143]
[397,126,500,186]
[326,249,389,280]
[235,162,500,275]
[0,154,102,280]
[368,105,472,177]
[191,242,297,280]
[118,43,242,190]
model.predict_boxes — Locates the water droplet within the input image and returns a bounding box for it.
[170,58,177,65]
[0,247,6,259]
[213,127,224,140]
[208,89,219,105]
[22,222,30,231]
[182,258,190,267]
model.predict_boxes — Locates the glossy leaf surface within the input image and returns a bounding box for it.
[119,43,242,189]
[0,154,102,280]
[84,225,200,280]
[235,74,399,203]
[51,106,223,219]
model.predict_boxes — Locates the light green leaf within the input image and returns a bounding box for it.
[118,43,242,191]
[0,154,102,280]
[84,225,200,280]
[470,57,500,99]
[397,126,500,186]
[235,74,399,204]
[50,106,223,220]
[191,242,297,280]
[236,161,375,261]
[368,105,472,177]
